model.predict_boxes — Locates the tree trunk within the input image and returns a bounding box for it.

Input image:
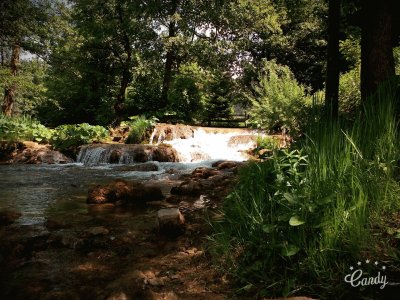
[2,43,20,116]
[160,0,179,108]
[112,4,133,127]
[361,0,395,100]
[113,65,130,127]
[324,0,340,120]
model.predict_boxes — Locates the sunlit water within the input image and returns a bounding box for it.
[0,127,260,227]
[0,161,216,226]
[152,127,258,162]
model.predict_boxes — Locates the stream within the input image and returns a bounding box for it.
[0,126,258,299]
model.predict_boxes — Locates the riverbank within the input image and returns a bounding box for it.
[0,160,244,299]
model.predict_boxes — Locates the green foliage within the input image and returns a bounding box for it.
[0,60,48,116]
[202,72,234,124]
[0,114,53,143]
[168,63,208,122]
[395,46,400,75]
[50,123,108,150]
[339,37,361,68]
[210,82,400,297]
[338,66,361,118]
[125,116,158,144]
[252,135,280,159]
[248,60,310,135]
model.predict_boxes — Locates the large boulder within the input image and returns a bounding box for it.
[1,141,73,164]
[151,124,194,143]
[87,180,164,205]
[152,144,179,162]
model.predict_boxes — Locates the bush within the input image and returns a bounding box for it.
[124,116,157,144]
[339,66,361,118]
[50,123,108,150]
[210,81,400,298]
[252,135,280,159]
[0,114,53,143]
[247,60,311,135]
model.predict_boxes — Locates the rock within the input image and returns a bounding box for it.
[0,141,24,163]
[109,149,122,163]
[147,277,165,286]
[192,167,220,179]
[87,180,164,204]
[152,144,179,162]
[45,219,71,230]
[157,208,185,237]
[170,181,203,196]
[1,141,73,164]
[85,226,109,236]
[0,210,21,227]
[60,235,84,249]
[78,144,180,165]
[151,124,194,142]
[216,161,238,170]
[227,135,257,147]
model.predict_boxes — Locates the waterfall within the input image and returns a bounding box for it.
[77,144,157,166]
[77,125,260,165]
[149,124,259,162]
[163,128,256,162]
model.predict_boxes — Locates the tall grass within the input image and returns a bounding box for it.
[209,81,400,298]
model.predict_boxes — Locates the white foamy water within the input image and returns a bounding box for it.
[76,125,261,165]
[161,128,257,162]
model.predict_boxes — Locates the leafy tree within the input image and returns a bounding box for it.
[202,71,234,125]
[168,62,208,122]
[0,0,51,116]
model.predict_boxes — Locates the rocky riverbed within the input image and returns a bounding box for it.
[0,160,243,299]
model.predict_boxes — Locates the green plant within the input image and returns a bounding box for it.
[50,123,108,150]
[247,59,311,135]
[0,114,53,143]
[168,62,209,122]
[252,135,280,159]
[339,66,361,118]
[210,80,400,298]
[124,116,158,144]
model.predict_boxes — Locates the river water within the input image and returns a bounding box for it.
[0,126,259,225]
[0,161,218,227]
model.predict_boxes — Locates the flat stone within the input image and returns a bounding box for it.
[86,226,110,236]
[157,208,185,237]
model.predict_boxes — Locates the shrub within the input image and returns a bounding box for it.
[339,66,361,118]
[247,60,311,135]
[50,123,108,150]
[125,116,157,144]
[252,135,280,159]
[0,114,53,143]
